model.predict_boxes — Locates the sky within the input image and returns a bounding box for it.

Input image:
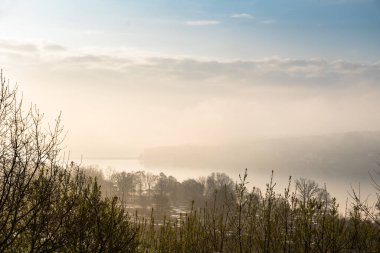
[0,0,380,157]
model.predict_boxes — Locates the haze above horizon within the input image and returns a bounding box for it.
[0,0,379,157]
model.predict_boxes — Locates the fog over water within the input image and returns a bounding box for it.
[75,131,380,210]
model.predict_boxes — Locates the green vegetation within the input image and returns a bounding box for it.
[98,168,379,253]
[0,73,138,252]
[1,72,379,252]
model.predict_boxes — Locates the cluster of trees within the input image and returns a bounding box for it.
[83,167,380,252]
[138,171,380,253]
[83,167,234,212]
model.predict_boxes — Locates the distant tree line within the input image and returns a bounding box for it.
[83,167,237,212]
[84,167,380,252]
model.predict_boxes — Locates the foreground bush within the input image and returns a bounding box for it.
[0,73,139,252]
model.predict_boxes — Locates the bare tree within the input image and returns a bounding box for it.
[0,71,140,252]
[369,168,380,213]
[145,172,158,199]
[0,70,64,250]
[295,178,321,207]
[111,172,137,204]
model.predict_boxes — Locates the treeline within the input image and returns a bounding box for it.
[85,167,380,252]
[82,166,330,213]
[1,72,380,252]
[83,167,232,212]
[140,172,380,253]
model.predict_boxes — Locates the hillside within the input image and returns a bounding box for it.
[141,131,380,180]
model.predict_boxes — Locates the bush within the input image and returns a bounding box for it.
[0,72,139,252]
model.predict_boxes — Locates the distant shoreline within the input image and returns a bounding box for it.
[72,157,141,160]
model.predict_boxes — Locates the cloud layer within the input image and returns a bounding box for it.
[1,40,380,156]
[185,20,221,26]
[2,39,378,86]
[230,13,254,19]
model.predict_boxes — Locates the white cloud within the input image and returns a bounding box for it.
[260,19,276,25]
[44,44,66,51]
[0,40,38,53]
[230,13,254,19]
[185,20,221,26]
[1,39,379,88]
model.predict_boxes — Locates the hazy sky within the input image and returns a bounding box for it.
[0,0,379,157]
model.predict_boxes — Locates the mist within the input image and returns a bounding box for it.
[1,44,380,158]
